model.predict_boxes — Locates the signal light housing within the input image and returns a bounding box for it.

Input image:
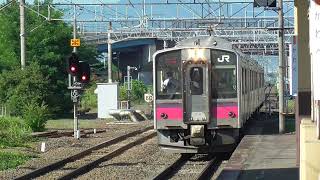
[67,53,80,76]
[78,61,90,84]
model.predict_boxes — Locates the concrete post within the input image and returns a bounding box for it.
[19,0,26,70]
[278,0,285,134]
[127,66,131,109]
[108,32,112,83]
[72,4,79,139]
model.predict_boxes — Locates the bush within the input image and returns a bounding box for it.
[0,63,49,116]
[119,85,128,101]
[119,80,148,103]
[23,101,49,132]
[80,83,97,111]
[0,117,32,148]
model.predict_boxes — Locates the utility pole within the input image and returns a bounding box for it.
[108,22,112,83]
[278,0,285,134]
[19,0,26,70]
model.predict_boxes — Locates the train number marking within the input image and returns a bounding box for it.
[217,55,230,63]
[144,93,154,103]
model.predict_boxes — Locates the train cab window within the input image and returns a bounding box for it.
[212,68,237,99]
[190,67,203,95]
[155,50,182,100]
[211,49,237,99]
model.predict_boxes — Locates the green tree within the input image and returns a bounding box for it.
[0,63,49,116]
[0,1,100,115]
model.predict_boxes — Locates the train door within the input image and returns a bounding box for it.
[183,64,210,124]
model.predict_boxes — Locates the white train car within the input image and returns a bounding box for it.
[153,36,264,153]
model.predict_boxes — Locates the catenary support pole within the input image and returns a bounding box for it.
[278,0,285,134]
[127,66,131,109]
[20,0,26,69]
[108,23,112,83]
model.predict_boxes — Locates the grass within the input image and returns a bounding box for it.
[0,151,33,171]
[0,117,32,148]
[46,119,112,129]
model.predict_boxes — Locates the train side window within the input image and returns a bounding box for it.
[248,70,250,92]
[251,70,253,91]
[258,73,260,88]
[245,69,247,94]
[249,70,251,91]
[255,72,257,89]
[242,68,245,94]
[260,73,262,88]
[252,71,254,90]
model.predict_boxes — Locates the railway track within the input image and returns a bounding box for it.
[15,126,155,180]
[152,154,222,180]
[31,129,107,138]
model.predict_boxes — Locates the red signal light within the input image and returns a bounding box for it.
[71,66,76,72]
[78,61,90,84]
[67,53,79,76]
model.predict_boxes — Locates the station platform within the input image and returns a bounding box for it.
[218,114,299,180]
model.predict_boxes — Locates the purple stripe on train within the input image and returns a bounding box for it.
[156,104,238,121]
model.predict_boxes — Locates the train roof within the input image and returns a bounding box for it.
[176,36,233,50]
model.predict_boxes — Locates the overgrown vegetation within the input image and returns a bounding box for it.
[23,101,49,132]
[0,63,49,116]
[0,151,33,171]
[119,80,148,103]
[0,117,32,148]
[80,83,97,112]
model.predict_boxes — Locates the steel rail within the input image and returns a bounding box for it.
[58,131,156,180]
[196,157,222,180]
[152,154,194,180]
[31,129,110,138]
[14,125,153,180]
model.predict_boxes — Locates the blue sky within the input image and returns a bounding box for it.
[1,0,293,19]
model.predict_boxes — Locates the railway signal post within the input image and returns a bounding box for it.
[125,66,137,109]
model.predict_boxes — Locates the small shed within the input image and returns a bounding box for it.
[95,83,119,119]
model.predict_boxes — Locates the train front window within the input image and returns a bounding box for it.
[155,50,182,100]
[212,68,237,99]
[211,49,237,99]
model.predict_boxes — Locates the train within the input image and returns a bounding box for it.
[153,36,264,153]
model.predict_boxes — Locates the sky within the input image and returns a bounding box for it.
[1,0,262,3]
[1,0,293,19]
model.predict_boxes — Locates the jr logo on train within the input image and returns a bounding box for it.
[153,36,264,154]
